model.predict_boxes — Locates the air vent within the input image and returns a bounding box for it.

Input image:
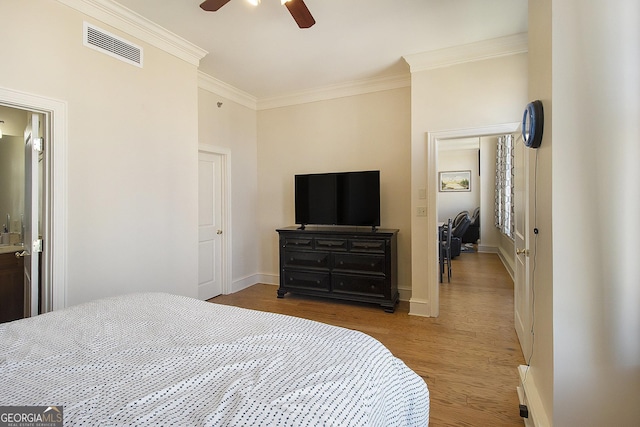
[83,22,143,67]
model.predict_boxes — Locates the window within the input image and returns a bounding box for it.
[495,134,514,239]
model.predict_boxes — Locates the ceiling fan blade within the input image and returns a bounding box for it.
[284,0,316,29]
[200,0,232,12]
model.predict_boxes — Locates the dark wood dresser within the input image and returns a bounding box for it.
[276,226,399,312]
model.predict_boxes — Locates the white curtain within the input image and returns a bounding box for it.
[495,134,514,239]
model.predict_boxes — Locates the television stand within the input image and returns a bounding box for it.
[276,226,399,312]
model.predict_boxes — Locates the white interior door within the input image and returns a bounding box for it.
[198,151,223,300]
[514,134,532,358]
[22,113,42,317]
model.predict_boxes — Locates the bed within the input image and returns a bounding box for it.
[0,293,429,426]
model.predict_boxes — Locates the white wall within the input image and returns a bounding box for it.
[526,1,555,421]
[409,53,528,313]
[0,135,25,235]
[0,0,200,305]
[478,136,503,252]
[529,0,640,425]
[0,106,28,136]
[257,88,412,296]
[198,86,259,290]
[0,107,28,236]
[437,148,479,222]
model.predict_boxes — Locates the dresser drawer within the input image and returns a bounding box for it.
[333,253,385,274]
[283,270,330,292]
[284,250,330,269]
[332,274,385,298]
[282,237,313,249]
[349,239,386,253]
[315,238,347,251]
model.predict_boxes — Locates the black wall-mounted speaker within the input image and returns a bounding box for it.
[522,100,544,148]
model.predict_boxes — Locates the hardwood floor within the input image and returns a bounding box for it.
[209,251,525,426]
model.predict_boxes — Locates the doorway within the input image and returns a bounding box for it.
[0,106,44,320]
[437,137,481,251]
[198,144,231,300]
[0,87,68,315]
[425,122,520,317]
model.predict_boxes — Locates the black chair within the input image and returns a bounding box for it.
[450,214,472,258]
[439,218,453,283]
[452,210,469,229]
[462,207,480,244]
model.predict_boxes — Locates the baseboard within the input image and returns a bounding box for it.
[229,273,277,294]
[409,297,431,317]
[477,244,498,253]
[497,246,515,281]
[398,287,411,302]
[255,273,279,286]
[517,365,551,427]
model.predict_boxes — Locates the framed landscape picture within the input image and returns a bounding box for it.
[439,170,471,192]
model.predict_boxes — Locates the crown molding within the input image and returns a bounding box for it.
[403,33,528,73]
[56,0,207,66]
[198,72,257,110]
[257,73,411,110]
[198,72,409,111]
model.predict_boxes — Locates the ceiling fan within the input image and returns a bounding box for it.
[200,0,316,29]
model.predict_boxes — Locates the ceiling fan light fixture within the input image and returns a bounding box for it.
[200,0,314,29]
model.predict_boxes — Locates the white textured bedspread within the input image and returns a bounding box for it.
[0,293,429,426]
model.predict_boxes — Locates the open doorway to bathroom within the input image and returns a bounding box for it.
[0,87,68,319]
[0,105,44,322]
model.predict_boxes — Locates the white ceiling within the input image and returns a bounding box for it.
[115,0,528,100]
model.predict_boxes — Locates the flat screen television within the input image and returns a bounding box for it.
[295,170,380,229]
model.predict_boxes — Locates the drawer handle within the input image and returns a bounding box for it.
[370,262,375,267]
[339,261,344,265]
[354,243,379,249]
[316,280,321,284]
[317,259,321,263]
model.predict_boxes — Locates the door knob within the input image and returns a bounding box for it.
[516,248,528,256]
[216,230,223,235]
[15,250,29,258]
